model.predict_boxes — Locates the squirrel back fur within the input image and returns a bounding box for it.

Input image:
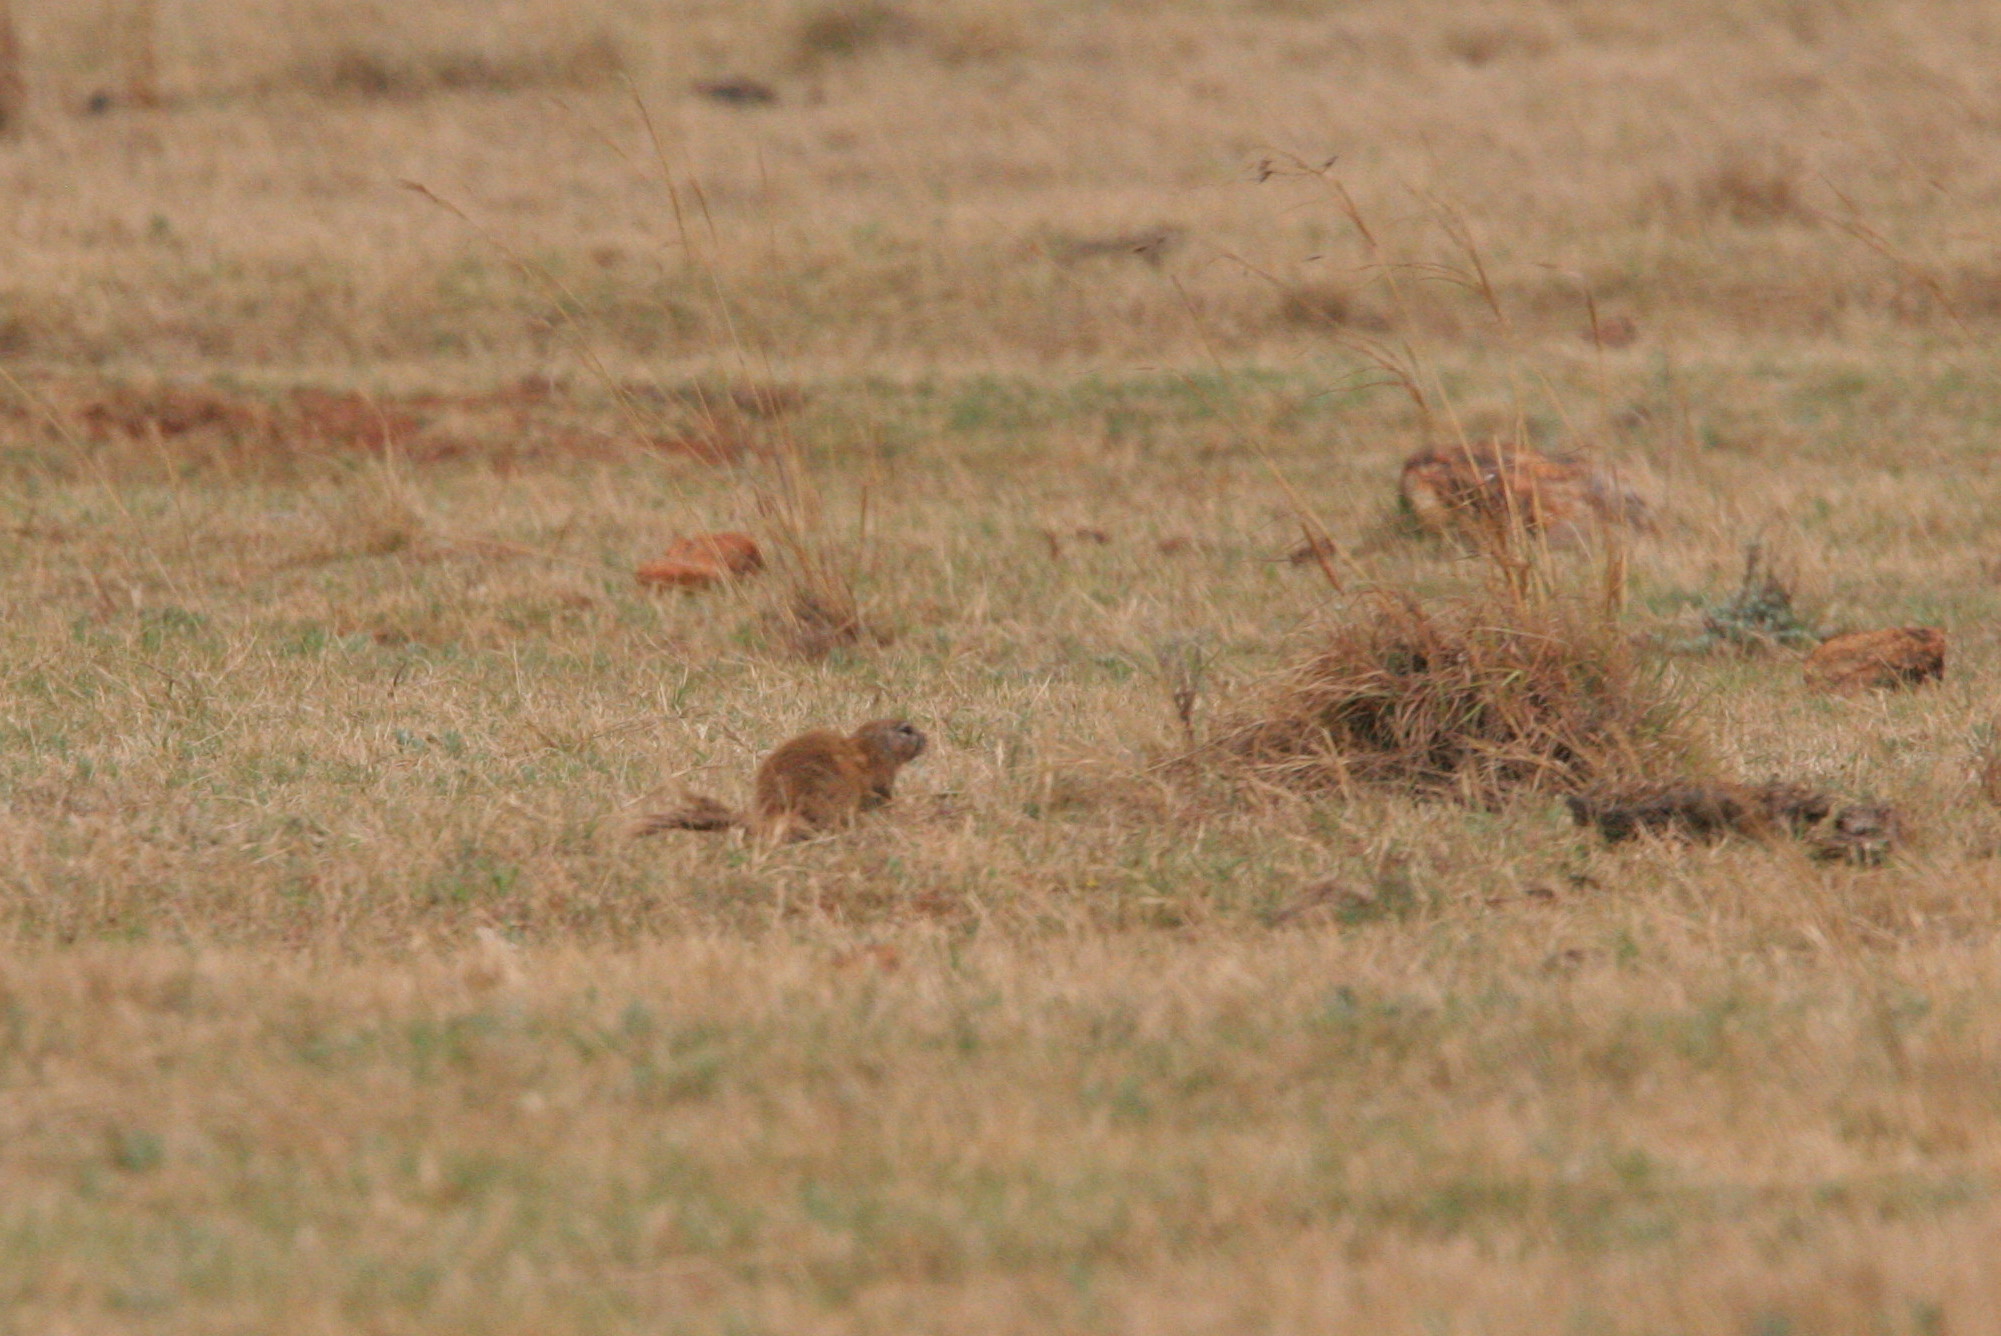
[637,718,927,842]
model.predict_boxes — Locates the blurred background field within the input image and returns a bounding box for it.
[8,0,2001,370]
[5,1,2001,1332]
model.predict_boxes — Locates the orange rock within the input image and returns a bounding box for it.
[1804,627,1946,693]
[1398,442,1648,543]
[635,559,726,589]
[661,531,763,575]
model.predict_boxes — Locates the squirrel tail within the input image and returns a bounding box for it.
[631,794,744,836]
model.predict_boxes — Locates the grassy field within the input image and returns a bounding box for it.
[6,1,2001,1331]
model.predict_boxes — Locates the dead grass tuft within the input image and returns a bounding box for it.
[296,33,624,102]
[793,3,923,64]
[15,375,751,475]
[76,381,271,442]
[775,586,874,658]
[1687,543,1823,654]
[927,9,1029,64]
[1273,282,1392,333]
[1218,587,1690,806]
[1441,23,1553,67]
[1699,144,1817,226]
[0,0,23,135]
[1977,724,2001,807]
[1397,441,1649,546]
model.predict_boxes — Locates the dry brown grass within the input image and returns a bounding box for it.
[0,0,22,134]
[1219,579,1688,806]
[1397,442,1651,545]
[4,0,2001,1330]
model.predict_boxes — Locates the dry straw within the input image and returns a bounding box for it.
[0,0,23,133]
[1217,574,1691,808]
[1199,167,1688,809]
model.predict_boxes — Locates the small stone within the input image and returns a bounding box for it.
[694,78,779,106]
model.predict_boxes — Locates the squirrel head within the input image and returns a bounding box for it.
[854,718,927,764]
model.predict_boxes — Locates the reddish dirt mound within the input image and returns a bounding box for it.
[1399,442,1648,543]
[42,374,767,468]
[663,531,764,574]
[636,532,764,590]
[618,379,805,420]
[78,384,273,441]
[635,560,728,589]
[286,389,427,451]
[647,429,752,465]
[1804,627,1946,693]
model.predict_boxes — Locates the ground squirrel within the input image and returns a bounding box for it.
[636,718,927,843]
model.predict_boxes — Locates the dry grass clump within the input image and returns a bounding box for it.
[1973,725,2001,810]
[1440,22,1554,67]
[1273,281,1393,333]
[10,374,763,476]
[1698,144,1817,226]
[793,2,923,63]
[1685,543,1823,654]
[294,33,623,101]
[744,497,878,659]
[0,0,23,134]
[792,1,1022,70]
[1220,587,1689,807]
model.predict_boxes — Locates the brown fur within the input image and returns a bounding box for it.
[1804,627,1946,693]
[1399,442,1648,544]
[635,718,927,842]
